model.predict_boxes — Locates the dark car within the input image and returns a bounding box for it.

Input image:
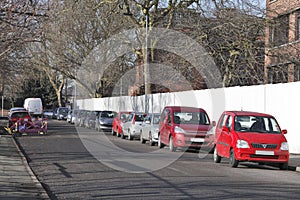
[54,107,69,120]
[95,111,116,132]
[84,111,100,128]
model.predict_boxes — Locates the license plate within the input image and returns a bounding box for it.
[255,150,274,155]
[190,138,204,142]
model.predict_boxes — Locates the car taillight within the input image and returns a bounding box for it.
[11,118,18,122]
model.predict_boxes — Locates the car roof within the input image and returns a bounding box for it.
[10,107,26,111]
[225,111,274,117]
[10,110,30,116]
[164,106,207,112]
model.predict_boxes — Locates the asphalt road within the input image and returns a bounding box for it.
[16,120,300,200]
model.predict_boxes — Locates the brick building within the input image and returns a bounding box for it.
[265,0,300,83]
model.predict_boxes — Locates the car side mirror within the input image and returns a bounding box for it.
[222,126,229,133]
[282,129,287,134]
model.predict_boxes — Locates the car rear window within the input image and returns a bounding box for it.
[11,112,29,118]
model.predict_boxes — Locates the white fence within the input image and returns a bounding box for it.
[76,82,300,154]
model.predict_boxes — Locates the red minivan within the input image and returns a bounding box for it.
[158,106,213,152]
[213,111,289,169]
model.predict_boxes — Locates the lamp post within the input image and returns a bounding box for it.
[144,13,150,114]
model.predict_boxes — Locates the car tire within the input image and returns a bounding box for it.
[229,149,239,168]
[111,128,115,136]
[169,136,177,152]
[279,162,288,170]
[128,130,133,140]
[213,147,222,163]
[149,133,154,146]
[140,132,145,144]
[116,129,120,137]
[158,134,165,148]
[121,132,125,139]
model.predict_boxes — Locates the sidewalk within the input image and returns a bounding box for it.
[0,135,49,199]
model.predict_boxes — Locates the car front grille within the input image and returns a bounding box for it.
[251,143,277,149]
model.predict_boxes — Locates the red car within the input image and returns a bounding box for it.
[213,111,289,169]
[111,111,132,137]
[8,110,32,128]
[158,106,213,152]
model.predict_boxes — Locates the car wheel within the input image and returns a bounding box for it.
[149,133,154,146]
[158,134,165,148]
[169,136,177,152]
[111,128,115,136]
[229,149,239,168]
[279,162,288,170]
[213,147,222,163]
[128,130,133,140]
[121,132,125,139]
[140,132,145,144]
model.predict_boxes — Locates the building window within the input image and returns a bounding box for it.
[269,14,289,46]
[296,16,300,41]
[269,26,275,44]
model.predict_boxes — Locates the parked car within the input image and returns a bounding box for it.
[8,110,32,128]
[140,113,161,146]
[67,110,73,123]
[43,109,54,118]
[158,106,213,152]
[85,111,100,129]
[70,110,78,124]
[74,110,87,127]
[213,111,289,169]
[95,111,116,132]
[8,107,26,116]
[112,111,132,137]
[80,110,92,127]
[122,112,147,140]
[54,107,69,120]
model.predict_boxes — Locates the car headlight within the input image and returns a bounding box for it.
[174,126,186,134]
[236,140,249,148]
[280,142,289,151]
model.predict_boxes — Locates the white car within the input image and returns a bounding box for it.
[121,112,146,140]
[140,113,160,146]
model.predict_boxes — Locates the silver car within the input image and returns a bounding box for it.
[140,113,160,146]
[122,112,146,140]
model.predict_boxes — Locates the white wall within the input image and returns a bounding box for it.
[76,82,300,154]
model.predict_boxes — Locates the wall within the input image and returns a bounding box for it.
[76,82,300,154]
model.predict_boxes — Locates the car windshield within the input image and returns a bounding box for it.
[152,115,160,124]
[234,115,281,134]
[135,114,145,122]
[59,108,69,114]
[101,111,115,118]
[174,111,210,125]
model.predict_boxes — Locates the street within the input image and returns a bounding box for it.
[16,120,300,200]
